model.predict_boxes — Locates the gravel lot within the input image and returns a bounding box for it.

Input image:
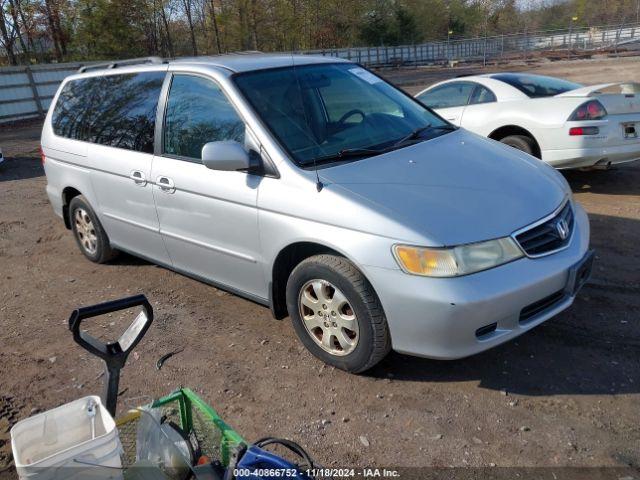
[0,56,638,477]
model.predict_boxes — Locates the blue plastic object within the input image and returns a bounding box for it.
[235,445,313,480]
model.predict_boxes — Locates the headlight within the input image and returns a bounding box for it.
[393,237,524,277]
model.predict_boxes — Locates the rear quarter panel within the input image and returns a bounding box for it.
[461,97,588,151]
[41,88,98,221]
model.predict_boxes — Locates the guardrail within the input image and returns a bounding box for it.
[1,22,639,125]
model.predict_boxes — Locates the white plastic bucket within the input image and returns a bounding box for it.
[10,395,123,480]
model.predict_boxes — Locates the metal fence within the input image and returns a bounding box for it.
[1,21,640,125]
[0,61,84,124]
[305,22,640,67]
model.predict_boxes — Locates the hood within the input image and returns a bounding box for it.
[320,130,568,246]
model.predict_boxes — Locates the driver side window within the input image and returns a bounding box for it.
[319,75,402,122]
[417,82,475,109]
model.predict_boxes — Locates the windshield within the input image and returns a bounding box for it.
[492,73,582,98]
[233,63,451,167]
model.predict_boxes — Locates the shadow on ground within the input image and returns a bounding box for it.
[0,157,43,182]
[563,163,640,196]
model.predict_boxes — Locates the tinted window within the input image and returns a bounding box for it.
[320,72,402,122]
[416,82,475,109]
[469,85,496,105]
[492,73,582,98]
[234,64,449,167]
[163,75,245,160]
[52,77,102,142]
[52,72,165,153]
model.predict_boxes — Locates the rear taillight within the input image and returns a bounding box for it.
[569,126,599,136]
[569,100,607,121]
[39,146,45,165]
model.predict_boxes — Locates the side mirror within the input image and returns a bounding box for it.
[202,141,250,171]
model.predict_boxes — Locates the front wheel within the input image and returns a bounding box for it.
[286,254,391,373]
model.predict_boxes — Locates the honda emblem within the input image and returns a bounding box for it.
[556,219,569,240]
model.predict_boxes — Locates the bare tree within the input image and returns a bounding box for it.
[43,0,63,61]
[182,0,198,55]
[159,0,175,57]
[0,1,18,64]
[6,0,28,59]
[14,0,38,59]
[209,0,222,53]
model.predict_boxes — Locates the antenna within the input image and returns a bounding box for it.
[290,48,323,192]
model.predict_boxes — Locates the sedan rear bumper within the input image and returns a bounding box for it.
[364,202,591,360]
[542,140,640,169]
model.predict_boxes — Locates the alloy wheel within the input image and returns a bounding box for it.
[74,208,98,255]
[298,279,359,356]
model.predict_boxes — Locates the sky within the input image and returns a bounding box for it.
[517,0,566,10]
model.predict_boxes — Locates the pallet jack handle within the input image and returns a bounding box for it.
[68,294,153,417]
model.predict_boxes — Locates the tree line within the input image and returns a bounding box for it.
[0,0,638,65]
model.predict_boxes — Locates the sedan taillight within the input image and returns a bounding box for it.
[39,146,46,165]
[569,126,599,136]
[569,100,607,121]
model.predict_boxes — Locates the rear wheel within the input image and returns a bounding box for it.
[499,134,535,155]
[286,254,390,373]
[69,195,117,263]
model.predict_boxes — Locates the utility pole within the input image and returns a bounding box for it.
[568,15,577,60]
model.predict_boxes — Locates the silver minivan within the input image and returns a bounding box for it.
[42,54,593,373]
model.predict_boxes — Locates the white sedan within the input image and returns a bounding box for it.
[415,73,640,169]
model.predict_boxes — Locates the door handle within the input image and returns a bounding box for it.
[129,170,147,186]
[156,176,175,193]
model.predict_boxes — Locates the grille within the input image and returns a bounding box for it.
[515,202,574,256]
[519,289,565,323]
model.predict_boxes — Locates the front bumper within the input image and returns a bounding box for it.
[542,143,640,169]
[364,202,591,359]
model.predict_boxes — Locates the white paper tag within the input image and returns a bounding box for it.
[348,67,382,84]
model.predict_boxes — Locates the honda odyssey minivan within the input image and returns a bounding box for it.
[42,54,593,373]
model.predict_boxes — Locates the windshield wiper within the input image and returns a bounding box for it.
[312,147,387,165]
[308,124,458,167]
[393,123,457,148]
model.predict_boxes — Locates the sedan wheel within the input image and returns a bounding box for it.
[299,279,359,356]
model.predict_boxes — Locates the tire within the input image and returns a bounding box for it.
[286,254,391,373]
[68,195,117,263]
[499,134,535,155]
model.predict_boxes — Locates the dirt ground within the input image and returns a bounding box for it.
[0,56,639,477]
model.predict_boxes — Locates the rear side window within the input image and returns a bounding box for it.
[52,72,165,154]
[492,73,581,98]
[163,75,245,160]
[469,85,497,105]
[416,82,475,109]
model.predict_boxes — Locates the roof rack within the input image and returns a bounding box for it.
[78,56,166,73]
